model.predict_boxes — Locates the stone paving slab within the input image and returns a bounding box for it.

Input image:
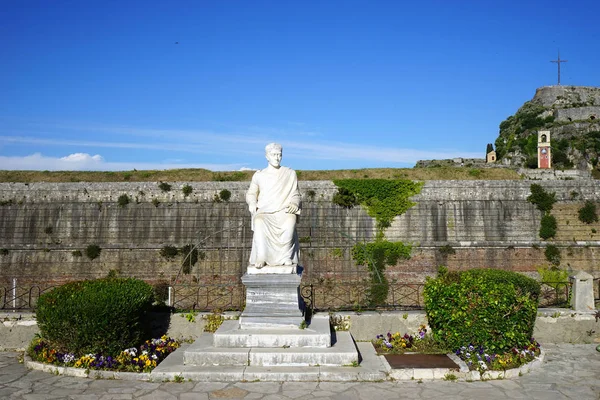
[3,344,599,399]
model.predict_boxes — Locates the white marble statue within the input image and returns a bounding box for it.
[246,143,301,269]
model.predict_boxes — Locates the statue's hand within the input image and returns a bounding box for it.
[287,204,299,214]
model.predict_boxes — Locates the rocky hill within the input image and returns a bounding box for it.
[494,86,600,174]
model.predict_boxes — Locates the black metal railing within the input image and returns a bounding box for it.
[1,279,576,312]
[538,282,571,308]
[0,284,58,311]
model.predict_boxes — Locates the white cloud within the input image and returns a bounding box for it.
[0,153,243,171]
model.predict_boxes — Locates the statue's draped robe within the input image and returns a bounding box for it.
[246,167,301,266]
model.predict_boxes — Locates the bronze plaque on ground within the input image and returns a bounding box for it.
[384,354,459,369]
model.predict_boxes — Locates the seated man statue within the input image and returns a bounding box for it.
[246,143,301,269]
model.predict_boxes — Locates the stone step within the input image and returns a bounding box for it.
[214,318,331,348]
[183,331,359,367]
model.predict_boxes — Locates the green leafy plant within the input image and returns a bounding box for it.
[35,278,155,357]
[159,245,179,260]
[158,182,172,192]
[0,248,8,256]
[352,240,411,306]
[219,189,231,202]
[332,187,359,209]
[438,244,456,256]
[71,250,82,257]
[180,244,204,274]
[527,184,556,213]
[306,189,316,201]
[424,268,540,353]
[44,226,53,234]
[85,244,102,260]
[539,214,557,240]
[333,179,423,229]
[151,198,160,207]
[203,312,224,333]
[117,194,130,208]
[182,184,193,197]
[544,244,561,266]
[578,201,598,224]
[537,265,568,290]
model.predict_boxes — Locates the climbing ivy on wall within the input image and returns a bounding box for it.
[352,241,412,306]
[332,179,422,306]
[332,179,423,229]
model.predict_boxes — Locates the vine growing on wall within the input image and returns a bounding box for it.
[333,179,421,306]
[527,184,558,240]
[352,241,412,306]
[332,179,423,230]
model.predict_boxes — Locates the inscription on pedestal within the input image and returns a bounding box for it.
[240,272,303,329]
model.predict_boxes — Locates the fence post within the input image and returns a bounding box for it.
[569,271,595,312]
[167,286,173,307]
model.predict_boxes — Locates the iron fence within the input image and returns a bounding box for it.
[538,282,571,308]
[0,283,58,311]
[1,279,576,312]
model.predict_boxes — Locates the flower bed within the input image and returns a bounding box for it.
[454,339,541,373]
[28,335,180,373]
[373,328,543,376]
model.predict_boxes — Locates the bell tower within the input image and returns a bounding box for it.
[537,130,551,169]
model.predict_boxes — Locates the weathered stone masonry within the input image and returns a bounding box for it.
[0,180,599,289]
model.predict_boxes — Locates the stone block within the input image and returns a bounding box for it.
[570,270,596,312]
[240,273,304,329]
[213,318,331,348]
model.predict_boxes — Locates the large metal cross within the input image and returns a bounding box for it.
[550,51,568,85]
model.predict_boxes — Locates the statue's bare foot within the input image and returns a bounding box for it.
[282,259,293,266]
[254,261,266,269]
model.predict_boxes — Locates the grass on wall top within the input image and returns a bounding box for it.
[0,167,520,183]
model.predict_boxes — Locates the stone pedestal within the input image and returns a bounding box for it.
[240,271,303,329]
[569,270,595,312]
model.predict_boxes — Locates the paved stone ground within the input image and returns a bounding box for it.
[0,344,599,399]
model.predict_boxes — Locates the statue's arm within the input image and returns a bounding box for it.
[287,171,302,214]
[246,173,259,215]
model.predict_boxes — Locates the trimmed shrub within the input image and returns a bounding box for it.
[539,214,557,240]
[35,278,155,356]
[424,268,540,353]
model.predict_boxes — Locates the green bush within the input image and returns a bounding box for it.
[219,189,231,202]
[539,214,557,240]
[544,244,561,266]
[424,268,539,353]
[182,184,193,197]
[35,278,155,356]
[117,194,130,207]
[180,244,205,274]
[527,184,556,213]
[578,201,598,224]
[159,245,179,260]
[158,182,172,192]
[332,187,359,209]
[85,244,102,260]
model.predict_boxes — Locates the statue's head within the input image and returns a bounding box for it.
[265,143,283,169]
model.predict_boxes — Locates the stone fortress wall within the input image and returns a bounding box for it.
[1,180,599,290]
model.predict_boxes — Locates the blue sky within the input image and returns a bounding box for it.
[1,1,599,171]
